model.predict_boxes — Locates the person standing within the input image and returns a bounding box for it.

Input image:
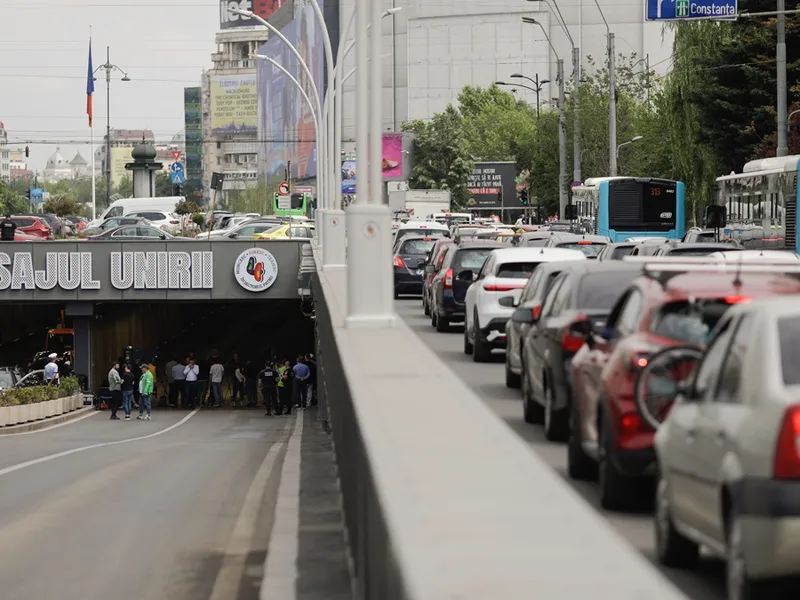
[244,360,259,408]
[229,352,245,405]
[164,356,177,407]
[0,214,16,241]
[292,357,311,409]
[305,353,317,406]
[209,358,224,407]
[137,363,154,420]
[258,361,279,416]
[184,356,199,409]
[58,358,74,380]
[121,364,135,420]
[44,353,60,386]
[277,360,293,415]
[171,358,186,407]
[108,361,122,420]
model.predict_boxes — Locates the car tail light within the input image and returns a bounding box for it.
[170,220,180,225]
[725,295,751,304]
[577,240,593,245]
[561,316,589,352]
[531,305,541,320]
[443,268,454,289]
[422,237,432,241]
[393,256,405,268]
[773,405,800,479]
[618,411,644,446]
[483,283,524,292]
[627,351,652,372]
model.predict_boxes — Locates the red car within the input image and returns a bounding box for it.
[13,231,40,241]
[10,216,53,239]
[569,269,800,510]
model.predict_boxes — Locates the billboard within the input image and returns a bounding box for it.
[381,133,404,181]
[219,0,291,29]
[341,160,356,194]
[110,147,132,186]
[257,0,325,182]
[184,87,203,192]
[467,162,519,210]
[210,75,258,135]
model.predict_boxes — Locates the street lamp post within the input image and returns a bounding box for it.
[615,135,643,174]
[94,46,129,208]
[508,73,550,118]
[591,0,617,178]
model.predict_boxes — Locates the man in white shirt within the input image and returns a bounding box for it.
[209,359,224,407]
[44,353,59,386]
[184,357,200,409]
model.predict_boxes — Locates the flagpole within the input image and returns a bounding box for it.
[89,28,96,221]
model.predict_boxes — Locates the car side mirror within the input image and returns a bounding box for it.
[456,269,474,282]
[425,265,435,274]
[512,307,535,324]
[229,233,239,239]
[498,295,515,308]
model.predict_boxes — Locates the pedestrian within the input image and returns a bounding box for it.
[233,363,245,407]
[108,361,122,420]
[58,358,74,379]
[44,353,60,386]
[137,363,154,420]
[292,357,311,409]
[0,213,16,241]
[277,360,293,415]
[305,353,317,406]
[209,358,224,407]
[244,359,259,407]
[132,358,142,408]
[184,356,199,409]
[121,364,135,420]
[258,360,279,416]
[171,357,186,407]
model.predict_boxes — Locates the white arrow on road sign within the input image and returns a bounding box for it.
[170,162,184,173]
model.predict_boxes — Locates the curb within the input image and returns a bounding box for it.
[0,406,95,435]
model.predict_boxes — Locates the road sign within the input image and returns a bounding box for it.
[171,151,182,162]
[278,181,290,196]
[570,181,582,189]
[170,161,184,174]
[277,196,291,210]
[30,187,43,205]
[170,169,185,184]
[645,0,737,20]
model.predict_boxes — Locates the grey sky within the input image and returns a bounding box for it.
[1,0,220,170]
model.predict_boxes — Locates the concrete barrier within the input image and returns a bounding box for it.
[0,393,85,428]
[311,248,690,600]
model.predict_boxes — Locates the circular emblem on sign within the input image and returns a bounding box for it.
[234,248,279,292]
[278,181,290,195]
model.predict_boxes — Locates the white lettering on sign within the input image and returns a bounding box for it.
[0,252,100,291]
[220,0,252,23]
[111,251,213,290]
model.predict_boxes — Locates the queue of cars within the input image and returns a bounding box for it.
[407,226,800,599]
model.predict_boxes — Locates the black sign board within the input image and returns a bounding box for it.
[466,162,519,210]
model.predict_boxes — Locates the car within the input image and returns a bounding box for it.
[429,241,507,331]
[392,220,449,250]
[569,263,800,510]
[518,231,555,247]
[197,214,259,239]
[520,262,642,441]
[624,236,668,243]
[707,249,800,262]
[83,216,150,237]
[628,237,677,256]
[393,235,440,298]
[504,256,587,389]
[254,223,315,239]
[680,227,718,243]
[474,231,522,245]
[421,238,455,316]
[464,247,570,362]
[0,367,21,390]
[451,225,489,242]
[595,242,638,261]
[124,210,182,233]
[650,241,744,256]
[37,213,62,236]
[218,220,283,240]
[14,369,46,388]
[644,294,800,598]
[86,225,176,241]
[544,232,610,258]
[10,230,41,242]
[9,215,53,239]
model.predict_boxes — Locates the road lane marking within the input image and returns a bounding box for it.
[208,417,294,600]
[259,409,304,600]
[0,408,200,478]
[0,409,99,437]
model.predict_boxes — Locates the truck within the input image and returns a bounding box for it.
[388,189,451,219]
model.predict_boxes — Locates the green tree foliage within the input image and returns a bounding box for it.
[0,179,28,215]
[43,195,83,217]
[115,175,133,198]
[155,172,173,197]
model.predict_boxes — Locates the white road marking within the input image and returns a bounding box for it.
[0,409,99,437]
[0,408,200,478]
[208,417,294,600]
[260,409,304,600]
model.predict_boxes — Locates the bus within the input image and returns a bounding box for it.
[715,155,798,252]
[570,177,685,242]
[274,192,314,218]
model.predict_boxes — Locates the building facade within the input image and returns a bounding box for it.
[8,149,29,180]
[0,122,9,182]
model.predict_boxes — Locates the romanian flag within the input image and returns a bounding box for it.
[86,39,94,127]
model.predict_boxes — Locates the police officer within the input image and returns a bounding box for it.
[0,214,16,241]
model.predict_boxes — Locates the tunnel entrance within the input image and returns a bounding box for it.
[0,300,315,402]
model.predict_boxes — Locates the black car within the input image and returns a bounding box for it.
[393,236,439,298]
[519,262,641,441]
[84,217,149,237]
[422,238,456,316]
[87,225,175,241]
[429,241,506,332]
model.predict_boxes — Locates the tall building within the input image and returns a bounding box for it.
[202,22,269,204]
[0,122,9,182]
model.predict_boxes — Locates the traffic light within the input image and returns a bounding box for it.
[172,183,184,196]
[519,189,529,206]
[24,146,29,158]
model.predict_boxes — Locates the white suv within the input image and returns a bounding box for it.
[464,247,588,362]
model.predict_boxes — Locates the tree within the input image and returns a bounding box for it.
[43,195,83,217]
[174,199,200,215]
[155,172,173,197]
[115,175,133,198]
[0,179,28,215]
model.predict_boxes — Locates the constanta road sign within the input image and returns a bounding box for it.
[646,0,737,20]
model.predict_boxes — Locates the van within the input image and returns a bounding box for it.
[88,197,184,228]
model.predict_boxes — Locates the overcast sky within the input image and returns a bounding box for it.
[2,0,220,170]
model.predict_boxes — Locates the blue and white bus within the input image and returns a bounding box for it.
[571,177,686,242]
[715,155,799,251]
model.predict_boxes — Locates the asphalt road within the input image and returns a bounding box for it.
[0,409,294,600]
[396,299,727,600]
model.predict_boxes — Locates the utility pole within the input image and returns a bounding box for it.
[95,47,130,207]
[572,47,582,185]
[609,33,618,176]
[777,0,788,157]
[558,59,568,220]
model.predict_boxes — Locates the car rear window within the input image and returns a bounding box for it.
[524,238,550,247]
[399,229,446,240]
[577,270,639,309]
[453,248,495,271]
[497,262,540,278]
[400,239,436,255]
[651,300,731,345]
[694,232,716,242]
[557,242,604,257]
[12,218,35,227]
[610,246,635,260]
[779,316,800,385]
[666,247,739,257]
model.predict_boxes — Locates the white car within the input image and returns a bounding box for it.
[392,220,450,249]
[464,247,586,362]
[125,210,181,234]
[196,215,257,240]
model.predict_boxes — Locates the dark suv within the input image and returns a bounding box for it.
[393,236,439,298]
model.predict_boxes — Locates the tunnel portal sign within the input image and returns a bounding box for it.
[233,248,278,292]
[0,251,214,291]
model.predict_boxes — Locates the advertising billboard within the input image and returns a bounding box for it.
[110,147,132,186]
[210,75,258,136]
[467,162,518,210]
[257,0,325,183]
[183,87,202,188]
[219,0,291,29]
[381,133,404,181]
[341,160,356,194]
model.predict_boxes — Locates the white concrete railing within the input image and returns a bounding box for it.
[312,245,691,600]
[0,393,85,428]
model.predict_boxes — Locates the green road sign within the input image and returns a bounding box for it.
[676,0,690,16]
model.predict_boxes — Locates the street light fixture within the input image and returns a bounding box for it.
[94,46,129,210]
[509,73,550,118]
[615,136,643,174]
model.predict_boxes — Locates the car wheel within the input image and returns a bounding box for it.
[436,313,450,332]
[654,474,699,568]
[463,320,473,355]
[423,293,430,316]
[522,370,544,424]
[431,309,437,328]
[726,510,779,600]
[567,406,598,481]
[543,381,569,442]
[505,352,521,389]
[598,416,634,511]
[472,312,491,363]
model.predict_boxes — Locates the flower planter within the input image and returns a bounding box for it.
[0,393,83,427]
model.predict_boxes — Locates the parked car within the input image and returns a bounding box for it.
[544,232,610,258]
[87,225,176,241]
[650,241,744,257]
[569,264,800,510]
[519,262,641,441]
[254,223,315,239]
[83,216,150,237]
[0,367,22,390]
[218,220,282,240]
[393,236,440,298]
[518,231,556,247]
[10,215,53,239]
[595,242,638,261]
[124,210,181,233]
[428,241,506,331]
[421,238,455,316]
[37,213,62,236]
[392,220,449,250]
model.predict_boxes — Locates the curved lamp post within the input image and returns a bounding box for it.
[615,135,643,175]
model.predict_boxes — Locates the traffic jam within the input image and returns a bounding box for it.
[392,213,800,600]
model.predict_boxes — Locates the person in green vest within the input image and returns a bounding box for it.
[137,363,154,421]
[277,360,292,416]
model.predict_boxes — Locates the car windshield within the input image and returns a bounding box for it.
[577,271,639,309]
[557,242,604,257]
[497,262,539,278]
[610,246,635,260]
[650,300,731,345]
[0,372,14,388]
[400,239,436,255]
[779,316,800,385]
[453,248,494,271]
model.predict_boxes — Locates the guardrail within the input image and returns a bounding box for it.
[310,244,691,600]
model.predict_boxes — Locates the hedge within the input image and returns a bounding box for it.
[0,377,82,407]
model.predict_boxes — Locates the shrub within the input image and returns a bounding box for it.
[0,376,82,407]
